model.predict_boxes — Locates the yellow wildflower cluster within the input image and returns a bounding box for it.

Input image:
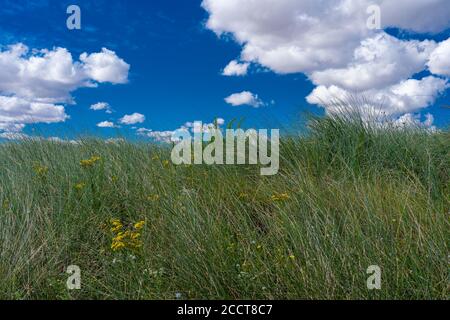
[33,164,49,176]
[80,156,101,168]
[110,219,145,252]
[147,194,160,202]
[271,192,290,202]
[74,182,86,191]
[238,192,249,199]
[2,200,9,209]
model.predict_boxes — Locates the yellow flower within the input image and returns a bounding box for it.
[152,155,160,161]
[74,182,86,191]
[130,232,141,240]
[34,164,49,176]
[80,155,101,168]
[162,160,170,167]
[116,231,130,241]
[289,255,295,260]
[111,175,118,182]
[134,220,145,230]
[111,241,126,251]
[2,200,9,209]
[147,194,160,202]
[110,219,123,233]
[110,219,144,252]
[271,192,290,202]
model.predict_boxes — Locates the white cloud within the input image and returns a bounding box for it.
[97,121,117,128]
[225,91,263,107]
[203,0,450,74]
[137,118,226,143]
[119,113,145,125]
[80,48,130,84]
[90,102,113,113]
[380,0,450,33]
[0,43,130,133]
[428,38,450,77]
[307,76,448,117]
[0,131,79,143]
[222,60,249,76]
[0,132,29,140]
[0,95,68,128]
[310,34,437,91]
[147,131,175,143]
[0,122,25,132]
[137,128,177,143]
[394,113,435,130]
[202,0,450,118]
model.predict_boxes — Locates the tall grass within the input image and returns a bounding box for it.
[0,115,448,299]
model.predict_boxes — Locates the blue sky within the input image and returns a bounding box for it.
[0,0,449,140]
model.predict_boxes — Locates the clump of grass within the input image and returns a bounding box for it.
[0,115,448,299]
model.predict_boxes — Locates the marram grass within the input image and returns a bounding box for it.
[0,116,448,300]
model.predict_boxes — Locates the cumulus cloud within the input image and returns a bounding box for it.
[394,113,435,130]
[380,0,450,33]
[202,0,450,119]
[0,95,68,125]
[91,102,113,114]
[307,76,449,117]
[428,38,450,77]
[0,43,129,133]
[0,122,25,132]
[222,60,249,76]
[202,0,450,74]
[310,34,437,91]
[137,118,226,143]
[119,113,145,125]
[97,121,117,128]
[225,91,263,107]
[80,48,130,84]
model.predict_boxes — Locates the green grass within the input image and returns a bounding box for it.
[0,115,448,300]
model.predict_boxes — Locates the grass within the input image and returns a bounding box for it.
[0,115,448,300]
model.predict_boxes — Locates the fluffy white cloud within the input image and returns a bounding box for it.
[0,95,68,127]
[380,0,450,33]
[119,113,145,125]
[91,102,113,113]
[0,122,25,132]
[428,38,450,77]
[203,0,450,118]
[225,91,263,107]
[0,43,129,133]
[203,0,450,74]
[97,121,117,128]
[80,48,130,84]
[394,113,435,130]
[146,130,175,143]
[137,118,226,143]
[222,60,249,76]
[307,76,448,117]
[310,34,437,91]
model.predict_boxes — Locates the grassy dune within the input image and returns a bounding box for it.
[0,116,448,299]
